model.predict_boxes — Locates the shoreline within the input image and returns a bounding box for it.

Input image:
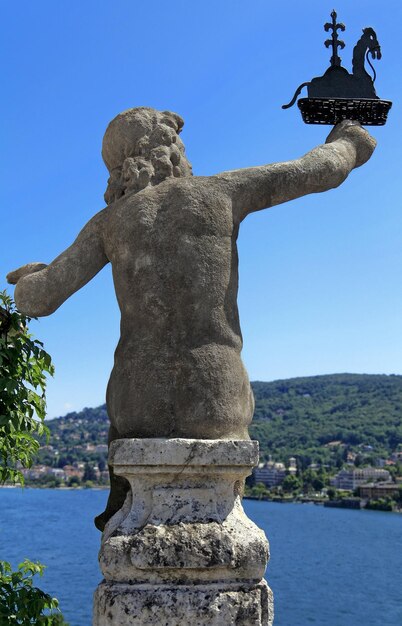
[0,484,109,491]
[243,494,402,513]
[1,485,400,513]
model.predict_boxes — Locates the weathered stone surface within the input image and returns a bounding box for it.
[94,438,273,625]
[100,505,268,584]
[93,580,273,626]
[7,109,376,525]
[109,438,259,468]
[99,439,268,584]
[7,262,47,285]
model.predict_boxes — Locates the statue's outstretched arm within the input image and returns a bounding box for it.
[7,210,109,317]
[216,121,376,221]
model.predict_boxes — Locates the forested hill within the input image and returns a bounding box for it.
[41,374,402,469]
[250,374,402,465]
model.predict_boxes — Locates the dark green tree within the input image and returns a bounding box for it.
[282,474,301,493]
[0,291,54,484]
[0,291,68,625]
[83,462,97,482]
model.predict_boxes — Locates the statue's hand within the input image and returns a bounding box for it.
[6,262,48,285]
[325,120,376,168]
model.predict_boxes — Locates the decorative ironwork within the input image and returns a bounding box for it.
[324,10,345,68]
[298,98,391,126]
[282,10,392,125]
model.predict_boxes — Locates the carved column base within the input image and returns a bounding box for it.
[94,580,273,625]
[93,438,273,626]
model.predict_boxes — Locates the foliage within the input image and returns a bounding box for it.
[83,462,97,482]
[0,291,54,484]
[67,476,80,487]
[365,498,394,512]
[396,485,402,506]
[0,560,68,625]
[0,292,67,624]
[327,487,336,500]
[300,468,327,492]
[250,374,402,465]
[247,482,271,499]
[35,405,109,471]
[282,474,301,493]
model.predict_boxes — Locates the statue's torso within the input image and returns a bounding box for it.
[102,177,253,439]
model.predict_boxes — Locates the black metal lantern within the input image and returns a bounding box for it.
[283,10,392,125]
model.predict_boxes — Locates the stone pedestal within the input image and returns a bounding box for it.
[93,439,273,626]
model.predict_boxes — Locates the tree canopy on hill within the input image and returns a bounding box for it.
[250,374,402,465]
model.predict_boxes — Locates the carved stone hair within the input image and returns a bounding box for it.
[102,107,192,204]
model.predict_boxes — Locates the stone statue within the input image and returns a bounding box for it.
[7,108,376,531]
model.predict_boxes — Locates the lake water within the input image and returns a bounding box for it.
[0,489,401,625]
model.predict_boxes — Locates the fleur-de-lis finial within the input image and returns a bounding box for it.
[324,9,346,67]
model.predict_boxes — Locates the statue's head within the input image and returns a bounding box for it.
[102,107,193,204]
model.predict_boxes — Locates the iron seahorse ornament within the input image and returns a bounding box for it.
[283,10,392,125]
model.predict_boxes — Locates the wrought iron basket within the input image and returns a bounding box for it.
[298,97,392,126]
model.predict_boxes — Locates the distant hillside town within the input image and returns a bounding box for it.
[21,374,402,511]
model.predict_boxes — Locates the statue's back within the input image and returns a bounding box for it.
[104,177,254,440]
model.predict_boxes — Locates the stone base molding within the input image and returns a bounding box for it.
[93,438,273,626]
[94,580,273,626]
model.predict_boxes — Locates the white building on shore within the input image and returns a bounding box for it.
[253,457,297,488]
[330,467,391,491]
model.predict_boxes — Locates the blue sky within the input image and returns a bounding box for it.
[2,1,402,418]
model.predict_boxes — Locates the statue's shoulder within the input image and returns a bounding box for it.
[104,176,224,216]
[163,174,225,198]
[155,175,198,199]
